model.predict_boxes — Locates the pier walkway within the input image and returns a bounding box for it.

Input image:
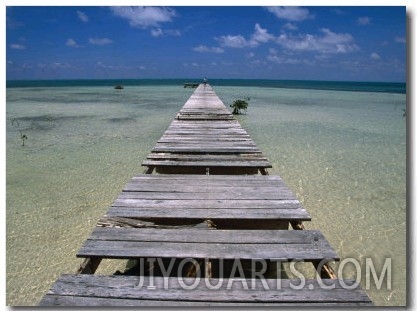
[142,85,271,175]
[40,84,372,306]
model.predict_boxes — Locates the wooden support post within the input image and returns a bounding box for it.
[143,166,154,174]
[290,220,337,279]
[290,220,305,230]
[313,260,338,279]
[185,259,203,277]
[76,257,102,274]
[205,260,212,278]
[259,168,269,175]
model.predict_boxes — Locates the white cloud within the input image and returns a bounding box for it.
[217,34,248,48]
[267,54,302,64]
[267,48,299,64]
[111,6,176,28]
[276,28,359,54]
[370,52,381,60]
[22,63,34,69]
[395,36,406,44]
[37,62,73,69]
[150,27,180,37]
[193,45,224,53]
[89,38,113,45]
[10,43,26,50]
[66,38,80,48]
[183,62,205,68]
[266,7,313,22]
[97,62,114,69]
[77,10,89,22]
[357,16,371,25]
[246,52,255,58]
[97,62,127,70]
[250,23,274,46]
[217,24,274,48]
[282,22,298,31]
[151,28,163,37]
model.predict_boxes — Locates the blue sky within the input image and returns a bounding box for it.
[6,6,406,82]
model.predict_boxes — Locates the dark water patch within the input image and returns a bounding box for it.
[106,117,137,123]
[17,114,93,123]
[11,115,95,132]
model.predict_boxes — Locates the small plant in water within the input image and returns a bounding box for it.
[230,97,250,115]
[19,131,28,146]
[11,118,20,127]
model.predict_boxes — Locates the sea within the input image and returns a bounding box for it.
[5,79,406,306]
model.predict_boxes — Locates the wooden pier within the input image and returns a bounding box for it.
[40,84,372,306]
[143,85,271,175]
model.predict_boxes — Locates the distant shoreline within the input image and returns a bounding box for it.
[6,78,406,94]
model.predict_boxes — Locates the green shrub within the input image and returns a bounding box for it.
[230,97,250,115]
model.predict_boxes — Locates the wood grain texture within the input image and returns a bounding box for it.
[40,274,372,306]
[108,174,310,220]
[77,227,338,261]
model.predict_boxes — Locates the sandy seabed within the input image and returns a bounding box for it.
[6,85,406,306]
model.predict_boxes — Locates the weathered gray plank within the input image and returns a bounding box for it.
[167,122,242,128]
[113,198,299,207]
[123,182,288,192]
[40,275,372,306]
[106,206,310,220]
[145,154,270,163]
[177,113,232,117]
[40,295,373,307]
[176,116,235,121]
[113,197,303,206]
[77,240,336,260]
[77,228,338,261]
[165,126,246,130]
[142,160,271,168]
[152,147,262,153]
[124,174,288,189]
[117,190,297,200]
[117,174,297,199]
[158,138,253,143]
[129,174,283,181]
[84,227,323,244]
[154,142,258,148]
[112,198,301,209]
[158,131,252,137]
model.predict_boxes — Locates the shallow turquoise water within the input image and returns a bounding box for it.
[6,85,406,305]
